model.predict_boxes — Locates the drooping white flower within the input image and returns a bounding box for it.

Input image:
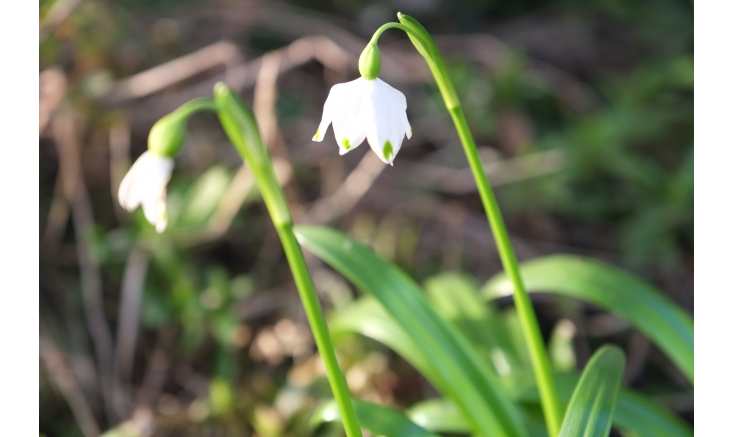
[118,151,174,233]
[312,77,412,165]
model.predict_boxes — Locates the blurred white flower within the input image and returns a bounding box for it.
[118,151,174,233]
[313,77,411,165]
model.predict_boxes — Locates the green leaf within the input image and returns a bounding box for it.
[332,300,692,437]
[295,225,526,437]
[405,398,469,434]
[424,273,522,375]
[330,296,440,383]
[559,346,625,437]
[482,255,693,383]
[407,387,692,437]
[311,398,440,437]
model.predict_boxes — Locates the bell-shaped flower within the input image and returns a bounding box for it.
[312,77,411,165]
[118,151,174,233]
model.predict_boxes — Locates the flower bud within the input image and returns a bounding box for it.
[359,42,381,81]
[147,98,216,158]
[147,113,186,158]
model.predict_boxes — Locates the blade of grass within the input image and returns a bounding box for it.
[559,346,625,437]
[296,225,527,437]
[482,255,693,383]
[311,398,441,437]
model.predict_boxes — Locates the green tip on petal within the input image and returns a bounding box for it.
[382,140,393,162]
[314,126,320,140]
[342,138,351,150]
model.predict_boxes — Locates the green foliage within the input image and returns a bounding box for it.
[300,228,692,437]
[295,225,527,437]
[311,399,441,437]
[483,255,694,382]
[558,346,625,437]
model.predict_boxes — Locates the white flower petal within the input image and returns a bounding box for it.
[380,79,412,139]
[118,151,174,231]
[364,79,408,164]
[313,76,411,164]
[313,79,361,142]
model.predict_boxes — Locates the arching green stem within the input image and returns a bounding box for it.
[393,13,565,437]
[212,83,363,437]
[369,22,430,54]
[172,97,218,118]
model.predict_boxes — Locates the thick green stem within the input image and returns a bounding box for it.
[213,83,362,437]
[396,13,564,437]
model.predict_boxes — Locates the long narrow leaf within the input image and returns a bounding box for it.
[311,399,440,437]
[424,273,522,375]
[295,225,526,437]
[559,346,625,437]
[334,296,692,437]
[482,255,693,383]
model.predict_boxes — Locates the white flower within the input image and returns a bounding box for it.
[118,151,174,233]
[312,77,412,165]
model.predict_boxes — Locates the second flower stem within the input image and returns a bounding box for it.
[449,106,563,436]
[393,12,564,436]
[213,83,363,437]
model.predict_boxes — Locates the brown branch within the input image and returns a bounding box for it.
[52,105,117,423]
[40,336,101,437]
[112,246,150,418]
[105,41,242,102]
[40,68,67,135]
[307,152,386,224]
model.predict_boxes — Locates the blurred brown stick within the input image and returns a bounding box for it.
[109,117,131,221]
[40,0,85,41]
[52,105,117,423]
[397,148,566,194]
[40,68,67,135]
[106,41,242,102]
[112,246,150,418]
[40,336,101,437]
[103,36,355,120]
[307,152,386,224]
[253,50,306,222]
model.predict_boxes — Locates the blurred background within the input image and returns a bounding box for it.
[39,0,693,436]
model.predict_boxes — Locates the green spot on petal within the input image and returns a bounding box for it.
[314,126,320,139]
[383,140,393,161]
[342,138,351,150]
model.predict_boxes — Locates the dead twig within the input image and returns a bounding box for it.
[40,68,67,135]
[40,335,101,437]
[109,117,131,222]
[112,246,151,418]
[40,0,85,41]
[105,41,242,102]
[307,152,386,224]
[396,148,566,194]
[52,105,117,423]
[253,50,306,221]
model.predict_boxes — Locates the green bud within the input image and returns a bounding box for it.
[359,42,381,81]
[147,113,186,157]
[147,98,217,157]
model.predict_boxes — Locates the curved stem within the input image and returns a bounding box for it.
[173,97,218,119]
[213,84,363,437]
[369,23,431,56]
[395,14,564,437]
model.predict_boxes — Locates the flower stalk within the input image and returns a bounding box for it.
[389,12,565,437]
[119,98,217,233]
[213,83,363,437]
